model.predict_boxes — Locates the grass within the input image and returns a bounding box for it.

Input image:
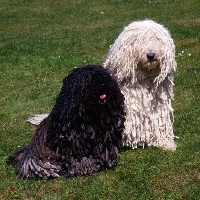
[0,0,199,199]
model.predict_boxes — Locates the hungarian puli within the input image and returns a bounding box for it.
[24,19,177,151]
[8,65,125,179]
[103,19,177,150]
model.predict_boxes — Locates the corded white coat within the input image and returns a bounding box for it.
[103,20,177,150]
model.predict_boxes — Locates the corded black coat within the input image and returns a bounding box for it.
[8,65,125,179]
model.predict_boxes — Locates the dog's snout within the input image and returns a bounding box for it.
[147,50,155,61]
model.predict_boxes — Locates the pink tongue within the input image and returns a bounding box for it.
[100,94,106,99]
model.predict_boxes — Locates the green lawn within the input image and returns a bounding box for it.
[0,0,199,199]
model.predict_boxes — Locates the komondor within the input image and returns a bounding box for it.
[103,19,177,150]
[8,65,125,179]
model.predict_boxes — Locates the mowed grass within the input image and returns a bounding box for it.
[0,0,199,199]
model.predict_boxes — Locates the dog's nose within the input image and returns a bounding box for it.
[147,50,155,61]
[99,83,106,93]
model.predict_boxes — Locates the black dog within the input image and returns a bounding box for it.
[8,65,125,179]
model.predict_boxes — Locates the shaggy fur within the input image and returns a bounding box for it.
[8,65,125,179]
[103,19,177,150]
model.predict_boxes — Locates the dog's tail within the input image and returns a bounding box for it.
[26,114,49,126]
[7,147,36,178]
[7,145,61,179]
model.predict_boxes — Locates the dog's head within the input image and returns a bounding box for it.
[104,20,177,84]
[86,66,124,109]
[52,65,125,121]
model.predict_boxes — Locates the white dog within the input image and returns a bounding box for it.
[103,19,177,150]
